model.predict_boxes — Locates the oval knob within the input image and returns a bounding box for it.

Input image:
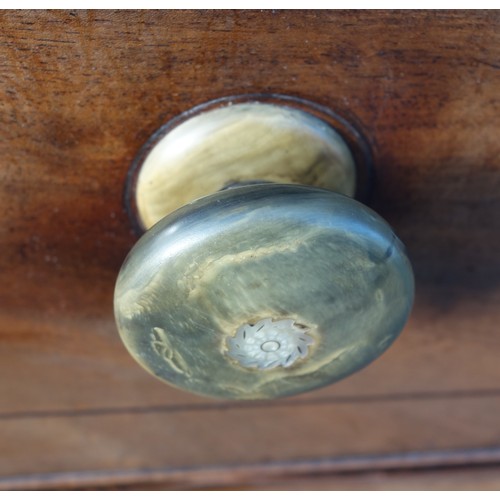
[114,97,414,400]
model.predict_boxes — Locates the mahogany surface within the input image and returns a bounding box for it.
[1,9,499,489]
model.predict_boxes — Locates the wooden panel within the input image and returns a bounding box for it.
[1,9,500,488]
[3,392,500,484]
[241,467,500,491]
[110,466,500,491]
[4,445,500,490]
[123,467,500,491]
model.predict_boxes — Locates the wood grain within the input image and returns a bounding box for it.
[115,467,500,491]
[4,446,500,490]
[0,9,500,488]
[236,466,500,491]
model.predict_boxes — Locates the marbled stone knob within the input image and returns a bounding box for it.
[114,183,414,400]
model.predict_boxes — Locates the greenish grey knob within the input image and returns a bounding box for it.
[114,98,414,400]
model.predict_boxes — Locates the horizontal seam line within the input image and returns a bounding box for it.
[2,388,500,420]
[3,446,500,490]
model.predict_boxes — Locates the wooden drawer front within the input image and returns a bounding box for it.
[1,10,500,489]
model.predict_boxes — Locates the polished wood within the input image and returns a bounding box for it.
[122,467,500,491]
[241,467,500,491]
[1,9,500,489]
[4,447,500,490]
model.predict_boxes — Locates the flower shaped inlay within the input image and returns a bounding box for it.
[226,318,314,370]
